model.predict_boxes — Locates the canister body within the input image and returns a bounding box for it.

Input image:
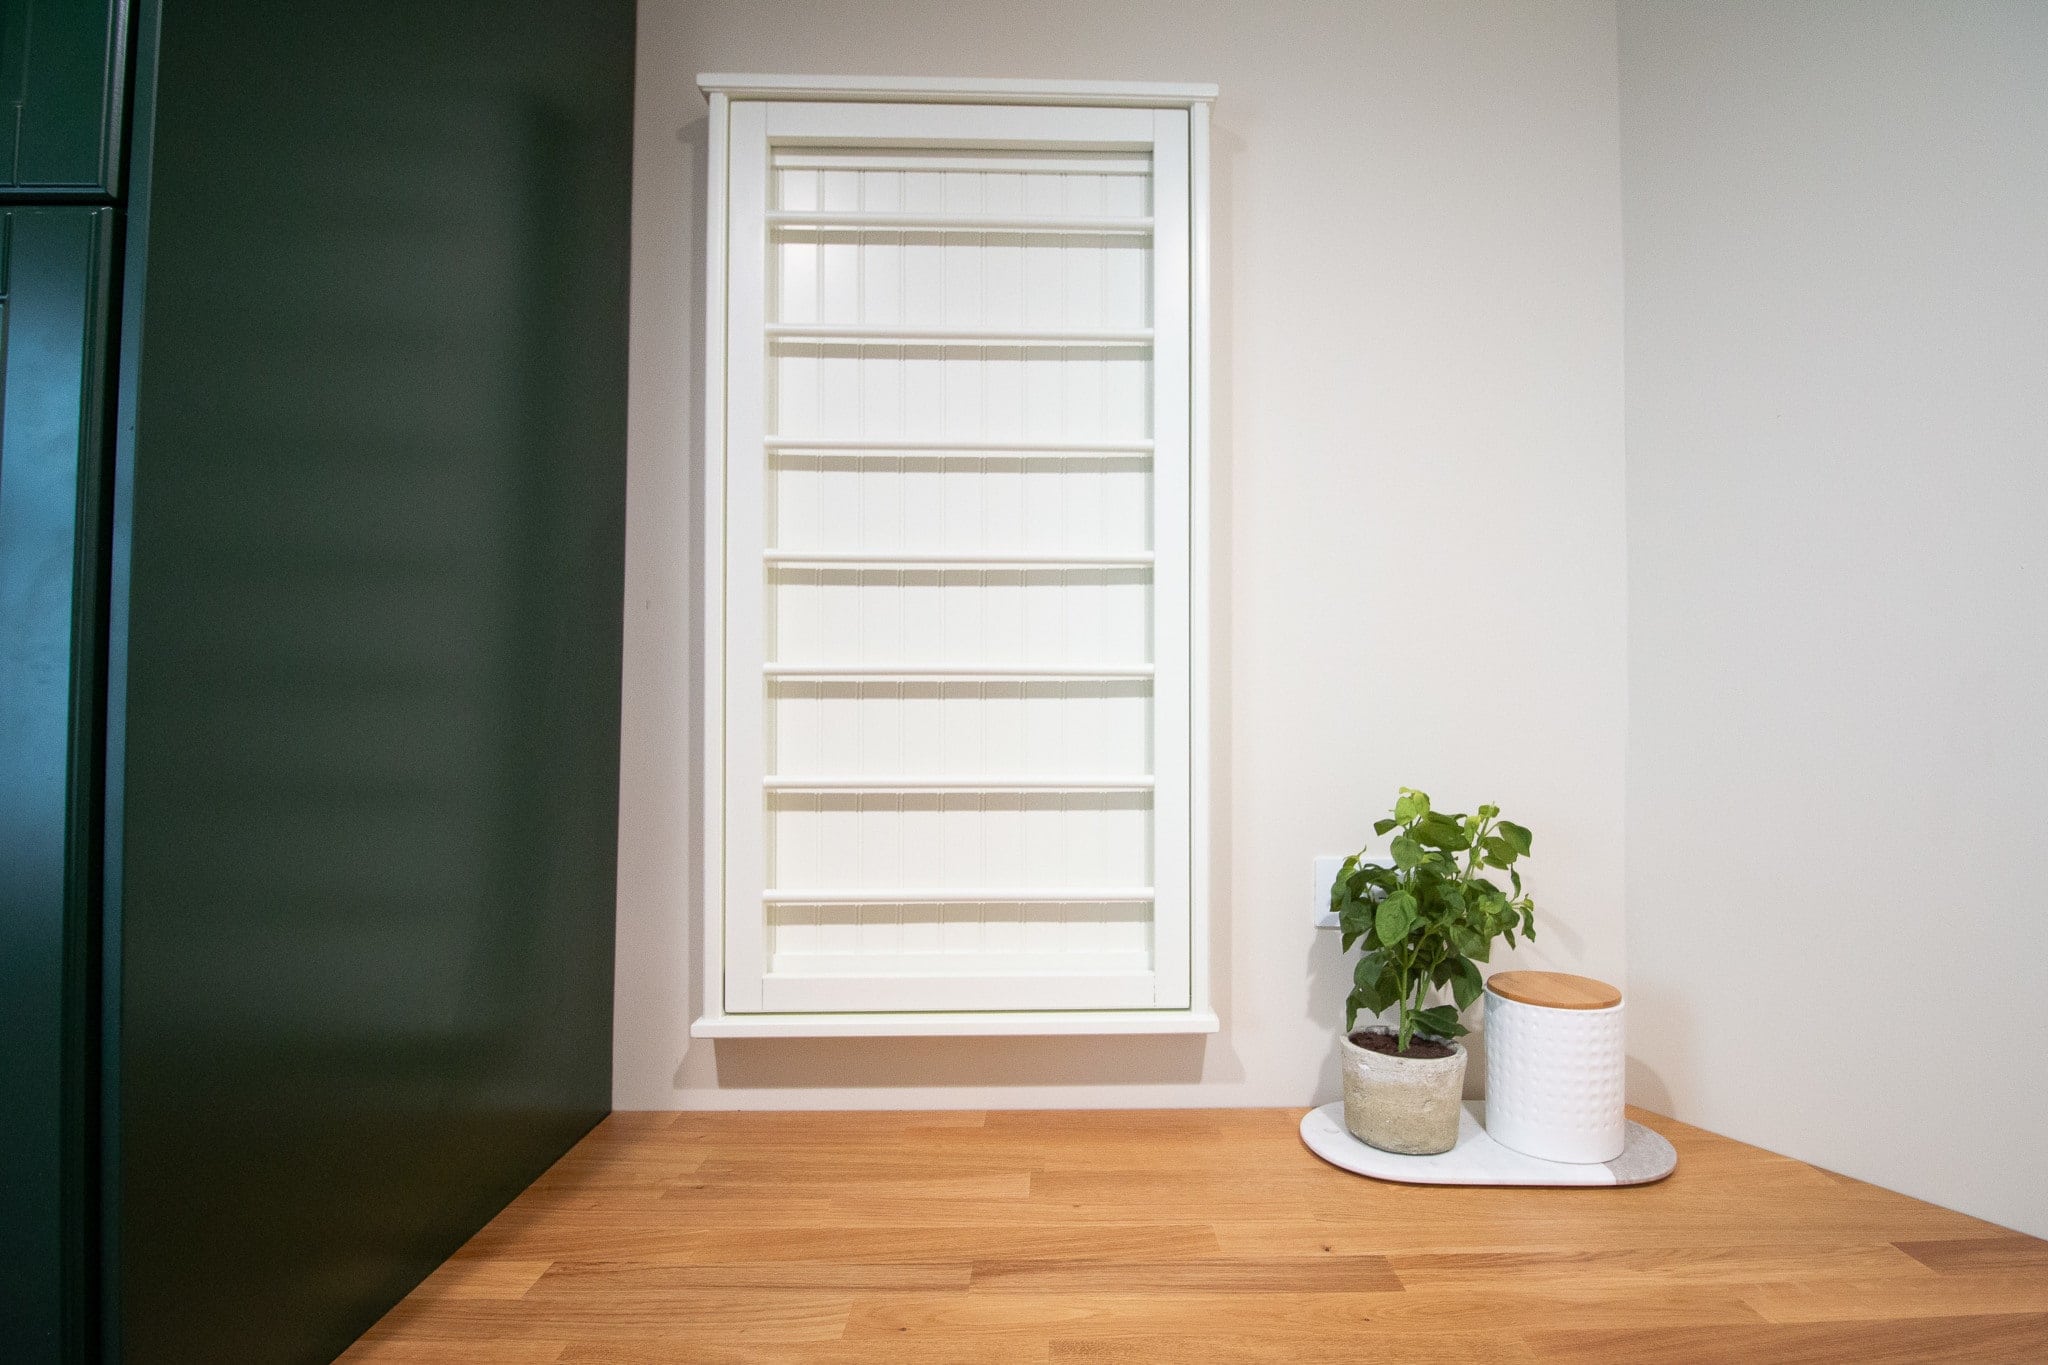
[1483,987,1626,1163]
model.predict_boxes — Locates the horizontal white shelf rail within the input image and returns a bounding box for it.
[764,663,1154,681]
[762,887,1156,905]
[769,151,1154,175]
[764,323,1154,345]
[764,550,1154,569]
[765,436,1154,456]
[763,776,1154,793]
[767,210,1154,234]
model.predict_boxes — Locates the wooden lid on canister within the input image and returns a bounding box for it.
[1486,971,1622,1010]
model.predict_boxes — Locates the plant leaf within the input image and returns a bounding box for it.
[1413,812,1471,851]
[1347,798,1537,1039]
[1353,953,1399,1016]
[1413,1004,1467,1040]
[1338,898,1373,939]
[1447,956,1484,1010]
[1347,865,1394,897]
[1375,893,1414,948]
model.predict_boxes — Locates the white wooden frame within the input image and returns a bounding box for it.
[693,75,1217,1039]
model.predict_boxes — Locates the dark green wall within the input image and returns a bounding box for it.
[108,2,632,1360]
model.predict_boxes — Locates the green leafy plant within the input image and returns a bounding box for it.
[1332,788,1538,1052]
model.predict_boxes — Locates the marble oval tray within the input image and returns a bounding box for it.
[1300,1101,1676,1187]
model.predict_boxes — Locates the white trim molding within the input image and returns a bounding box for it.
[693,76,1215,1040]
[698,73,1218,108]
[695,1009,1222,1039]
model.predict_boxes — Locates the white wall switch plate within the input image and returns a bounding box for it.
[1314,855,1346,929]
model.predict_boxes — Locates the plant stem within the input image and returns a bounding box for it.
[1410,966,1430,1042]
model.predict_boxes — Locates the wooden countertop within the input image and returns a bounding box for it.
[345,1106,2048,1362]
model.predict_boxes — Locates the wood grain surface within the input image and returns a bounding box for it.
[1486,971,1624,1010]
[342,1108,2048,1362]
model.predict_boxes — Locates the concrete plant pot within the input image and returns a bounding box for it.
[1340,1028,1468,1155]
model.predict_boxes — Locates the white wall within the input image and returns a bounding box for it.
[1621,1,2048,1238]
[615,0,1628,1110]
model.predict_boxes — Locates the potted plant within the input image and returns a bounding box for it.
[1330,788,1537,1154]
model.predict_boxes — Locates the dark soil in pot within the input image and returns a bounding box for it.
[1347,1028,1456,1060]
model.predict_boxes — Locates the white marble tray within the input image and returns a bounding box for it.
[1300,1101,1677,1187]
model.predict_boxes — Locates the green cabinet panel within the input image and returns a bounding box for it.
[107,1,633,1360]
[0,0,127,195]
[0,205,114,1365]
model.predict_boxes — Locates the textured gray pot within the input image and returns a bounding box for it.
[1339,1029,1468,1155]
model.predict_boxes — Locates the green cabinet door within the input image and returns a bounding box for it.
[0,206,115,1362]
[0,0,127,196]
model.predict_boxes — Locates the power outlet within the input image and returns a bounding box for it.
[1313,855,1346,929]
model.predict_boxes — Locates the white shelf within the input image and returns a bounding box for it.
[767,210,1153,234]
[764,550,1154,569]
[762,887,1155,905]
[765,323,1154,345]
[692,1009,1221,1038]
[765,436,1153,455]
[764,776,1154,793]
[764,663,1154,681]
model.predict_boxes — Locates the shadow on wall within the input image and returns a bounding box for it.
[1626,981,1681,1114]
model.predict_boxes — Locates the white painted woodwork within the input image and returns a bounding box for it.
[695,73,1219,108]
[689,1008,1223,1039]
[695,76,1214,1037]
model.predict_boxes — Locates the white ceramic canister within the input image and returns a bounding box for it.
[1482,971,1626,1164]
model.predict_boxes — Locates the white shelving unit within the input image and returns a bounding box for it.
[693,74,1217,1038]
